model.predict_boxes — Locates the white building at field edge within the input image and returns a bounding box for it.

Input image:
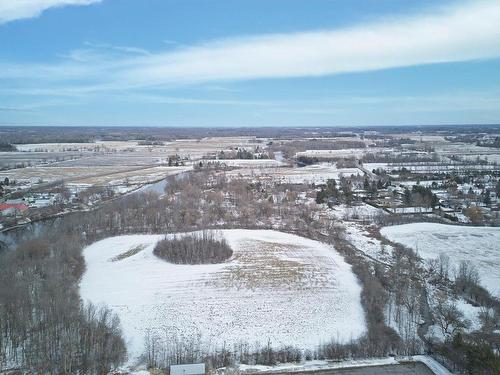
[170,363,205,375]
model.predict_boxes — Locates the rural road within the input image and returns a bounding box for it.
[274,363,435,375]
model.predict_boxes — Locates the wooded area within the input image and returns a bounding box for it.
[154,231,233,264]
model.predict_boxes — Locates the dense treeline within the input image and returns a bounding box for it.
[296,155,320,166]
[0,143,17,152]
[144,332,304,369]
[154,231,233,264]
[402,185,439,208]
[0,234,126,373]
[317,230,403,357]
[433,333,500,375]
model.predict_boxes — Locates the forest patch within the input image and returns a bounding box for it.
[153,231,233,264]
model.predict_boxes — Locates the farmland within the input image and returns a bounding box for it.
[80,230,366,362]
[225,164,362,184]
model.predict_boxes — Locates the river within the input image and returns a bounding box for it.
[0,174,179,250]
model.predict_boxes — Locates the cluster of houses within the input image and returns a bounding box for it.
[0,201,29,217]
[362,173,500,223]
[0,192,64,228]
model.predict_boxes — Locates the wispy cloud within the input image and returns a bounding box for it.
[83,41,151,56]
[0,106,32,112]
[0,0,102,24]
[117,93,275,107]
[163,39,180,46]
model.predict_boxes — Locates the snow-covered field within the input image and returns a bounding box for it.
[215,159,284,168]
[295,148,382,159]
[15,137,264,155]
[380,223,500,295]
[80,230,366,363]
[225,164,361,184]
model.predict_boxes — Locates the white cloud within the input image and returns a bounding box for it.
[0,0,101,24]
[121,0,500,85]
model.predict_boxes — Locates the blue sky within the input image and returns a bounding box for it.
[1,0,500,127]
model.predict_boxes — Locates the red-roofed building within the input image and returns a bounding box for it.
[0,203,29,216]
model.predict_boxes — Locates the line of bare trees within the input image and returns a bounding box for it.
[144,332,304,370]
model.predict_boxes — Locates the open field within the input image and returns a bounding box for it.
[0,151,85,169]
[380,223,500,295]
[0,164,190,191]
[433,142,500,164]
[225,164,362,184]
[80,230,366,362]
[295,148,382,159]
[0,165,134,182]
[72,165,190,187]
[1,137,269,192]
[15,137,265,157]
[215,159,284,168]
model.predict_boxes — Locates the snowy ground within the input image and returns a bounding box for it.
[295,148,382,159]
[80,230,366,364]
[387,207,433,214]
[327,203,387,222]
[215,159,284,168]
[225,164,362,184]
[426,295,485,342]
[380,223,500,295]
[222,356,450,375]
[343,223,393,264]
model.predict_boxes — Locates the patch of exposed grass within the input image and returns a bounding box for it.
[109,244,148,262]
[216,240,328,290]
